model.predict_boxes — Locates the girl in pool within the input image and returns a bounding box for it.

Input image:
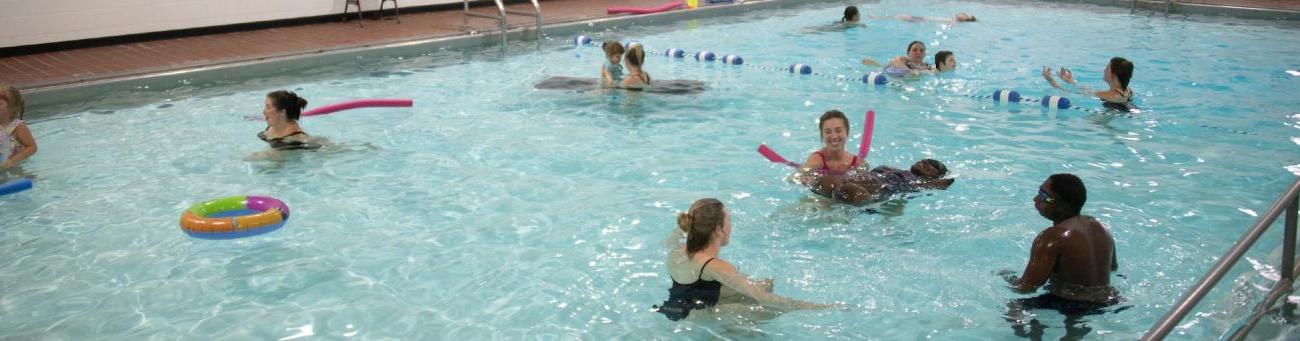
[655,198,830,321]
[0,84,37,169]
[258,90,321,150]
[599,40,625,88]
[620,44,651,90]
[1042,57,1138,112]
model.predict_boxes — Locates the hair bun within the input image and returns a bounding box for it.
[676,212,693,233]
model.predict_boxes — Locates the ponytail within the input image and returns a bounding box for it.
[678,198,725,254]
[266,90,308,121]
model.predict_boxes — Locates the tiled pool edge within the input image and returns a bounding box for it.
[1036,0,1300,20]
[23,0,841,111]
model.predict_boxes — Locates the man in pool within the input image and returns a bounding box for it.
[1001,173,1120,339]
[811,159,954,205]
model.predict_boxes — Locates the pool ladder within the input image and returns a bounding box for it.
[462,0,543,45]
[1144,176,1300,340]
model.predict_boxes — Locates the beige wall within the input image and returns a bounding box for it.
[0,0,462,48]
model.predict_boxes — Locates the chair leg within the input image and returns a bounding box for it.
[343,0,363,25]
[380,0,401,23]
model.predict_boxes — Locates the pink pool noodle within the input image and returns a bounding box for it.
[607,1,684,14]
[245,98,413,120]
[858,110,875,160]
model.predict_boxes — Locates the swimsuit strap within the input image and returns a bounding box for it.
[697,258,716,279]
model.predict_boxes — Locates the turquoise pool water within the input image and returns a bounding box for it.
[4,0,1300,339]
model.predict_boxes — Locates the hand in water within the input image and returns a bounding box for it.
[996,269,1019,284]
[1058,67,1076,84]
[1041,66,1053,81]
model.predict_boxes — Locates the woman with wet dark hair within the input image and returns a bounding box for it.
[258,90,321,150]
[1043,57,1138,112]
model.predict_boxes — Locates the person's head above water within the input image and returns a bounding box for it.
[677,198,730,254]
[818,110,850,150]
[0,83,25,121]
[955,12,977,22]
[602,40,625,65]
[906,41,926,61]
[1036,173,1087,221]
[842,6,860,22]
[1105,57,1134,91]
[910,159,949,179]
[624,44,646,69]
[934,51,956,71]
[264,90,308,123]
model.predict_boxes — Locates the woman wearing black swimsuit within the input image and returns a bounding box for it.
[654,198,829,320]
[1042,57,1138,112]
[258,90,321,150]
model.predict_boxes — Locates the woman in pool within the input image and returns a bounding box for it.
[801,110,865,178]
[863,41,934,75]
[842,6,860,23]
[1042,57,1137,112]
[620,44,651,90]
[655,198,830,321]
[258,90,321,150]
[889,41,934,72]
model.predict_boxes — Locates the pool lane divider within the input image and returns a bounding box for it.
[570,35,1259,136]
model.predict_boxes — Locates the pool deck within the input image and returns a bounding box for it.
[0,0,678,90]
[1,0,1296,91]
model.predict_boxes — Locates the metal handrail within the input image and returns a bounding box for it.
[1143,177,1300,340]
[461,0,544,45]
[463,0,509,45]
[502,0,543,39]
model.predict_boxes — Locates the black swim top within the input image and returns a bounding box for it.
[258,130,320,150]
[654,258,722,321]
[1102,88,1139,112]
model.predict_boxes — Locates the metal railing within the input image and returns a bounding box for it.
[462,0,543,45]
[1143,177,1300,340]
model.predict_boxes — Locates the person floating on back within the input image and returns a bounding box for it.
[796,110,954,205]
[1001,174,1121,338]
[0,83,37,169]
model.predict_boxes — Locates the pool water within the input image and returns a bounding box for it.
[4,0,1300,339]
